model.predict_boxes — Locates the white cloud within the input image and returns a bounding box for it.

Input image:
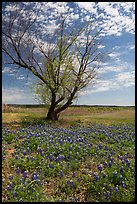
[2,87,36,104]
[2,67,12,73]
[112,46,121,50]
[76,2,97,14]
[108,52,121,58]
[80,69,135,96]
[98,66,124,74]
[76,2,135,36]
[129,45,135,50]
[98,45,105,49]
[17,76,25,80]
[3,2,135,48]
[116,71,135,87]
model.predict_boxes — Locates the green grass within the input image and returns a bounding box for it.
[2,105,135,202]
[2,106,135,129]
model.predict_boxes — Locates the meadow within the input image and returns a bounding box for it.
[2,105,135,202]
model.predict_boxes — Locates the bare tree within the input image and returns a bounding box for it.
[2,2,104,120]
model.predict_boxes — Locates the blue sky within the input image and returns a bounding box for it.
[2,2,135,105]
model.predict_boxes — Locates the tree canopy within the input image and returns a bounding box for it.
[2,2,105,120]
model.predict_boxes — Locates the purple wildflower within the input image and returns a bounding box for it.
[126,160,130,168]
[104,161,108,167]
[60,171,64,177]
[98,164,103,171]
[13,191,18,197]
[23,151,27,155]
[77,178,81,182]
[115,186,119,192]
[23,171,27,179]
[19,198,24,202]
[72,172,76,178]
[9,175,13,180]
[109,161,112,167]
[113,171,118,178]
[16,167,20,174]
[122,181,126,188]
[32,172,38,180]
[103,173,106,178]
[7,185,12,191]
[120,166,124,174]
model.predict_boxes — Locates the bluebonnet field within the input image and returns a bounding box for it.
[2,122,135,202]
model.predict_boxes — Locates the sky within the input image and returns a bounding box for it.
[2,2,135,106]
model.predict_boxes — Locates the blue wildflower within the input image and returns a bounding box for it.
[126,160,130,168]
[7,185,12,191]
[72,172,76,178]
[113,170,118,178]
[19,198,24,202]
[122,160,125,164]
[104,161,108,167]
[9,175,13,180]
[33,174,38,180]
[23,171,27,179]
[94,173,99,181]
[105,146,109,150]
[60,170,64,177]
[109,161,112,167]
[102,173,106,178]
[70,181,74,188]
[23,151,27,155]
[16,167,20,174]
[13,191,18,197]
[122,181,126,188]
[77,178,81,182]
[120,166,124,174]
[115,186,119,192]
[98,164,103,171]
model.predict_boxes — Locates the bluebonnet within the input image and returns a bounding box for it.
[122,181,126,188]
[126,160,130,168]
[60,170,64,177]
[9,175,13,180]
[94,173,99,181]
[113,170,118,178]
[108,161,112,167]
[72,172,76,178]
[7,185,12,191]
[23,151,27,155]
[120,166,124,174]
[77,178,81,182]
[98,164,103,171]
[102,173,106,178]
[32,174,38,180]
[23,171,27,179]
[19,198,24,202]
[115,186,119,192]
[104,161,108,167]
[13,191,18,197]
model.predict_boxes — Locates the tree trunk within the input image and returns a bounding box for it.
[46,109,58,121]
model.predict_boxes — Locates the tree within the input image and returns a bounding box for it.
[2,2,104,120]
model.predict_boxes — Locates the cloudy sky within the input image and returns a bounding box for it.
[2,2,135,105]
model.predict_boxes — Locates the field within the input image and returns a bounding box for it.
[2,105,135,202]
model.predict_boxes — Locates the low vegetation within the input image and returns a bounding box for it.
[2,105,135,202]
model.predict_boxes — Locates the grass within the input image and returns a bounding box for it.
[2,105,135,129]
[2,105,135,202]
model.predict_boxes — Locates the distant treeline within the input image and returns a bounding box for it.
[4,104,135,108]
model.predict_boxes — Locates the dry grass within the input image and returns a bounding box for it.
[2,105,135,129]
